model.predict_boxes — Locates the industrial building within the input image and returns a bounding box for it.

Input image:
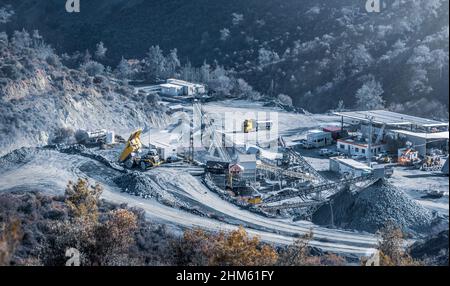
[167,79,206,94]
[323,126,344,140]
[334,110,448,133]
[237,153,257,180]
[150,140,178,161]
[305,130,333,149]
[159,79,206,97]
[390,130,449,156]
[334,110,449,157]
[160,83,184,97]
[330,157,373,177]
[337,138,386,157]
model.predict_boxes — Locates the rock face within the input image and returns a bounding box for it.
[312,180,435,234]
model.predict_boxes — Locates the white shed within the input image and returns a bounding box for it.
[305,130,333,148]
[150,141,178,161]
[160,83,184,97]
[330,157,372,177]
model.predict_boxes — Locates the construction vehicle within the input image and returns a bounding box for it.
[375,153,392,164]
[246,195,263,205]
[398,148,420,166]
[118,130,162,170]
[239,195,263,205]
[420,155,443,172]
[243,119,273,133]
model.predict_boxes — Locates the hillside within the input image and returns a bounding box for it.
[0,28,167,156]
[3,0,449,117]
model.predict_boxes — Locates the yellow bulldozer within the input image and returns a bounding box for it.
[118,130,162,170]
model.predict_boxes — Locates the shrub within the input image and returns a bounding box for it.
[51,127,75,144]
[80,61,105,77]
[0,218,22,266]
[373,222,421,266]
[171,226,278,266]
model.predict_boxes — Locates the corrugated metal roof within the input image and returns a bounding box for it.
[331,157,372,171]
[391,130,449,140]
[334,110,448,128]
[160,83,183,89]
[323,126,342,132]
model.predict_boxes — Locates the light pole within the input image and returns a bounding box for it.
[366,115,374,166]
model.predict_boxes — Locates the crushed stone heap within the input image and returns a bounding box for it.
[312,180,435,234]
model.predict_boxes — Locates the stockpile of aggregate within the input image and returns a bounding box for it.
[0,147,36,169]
[312,180,435,234]
[113,172,182,206]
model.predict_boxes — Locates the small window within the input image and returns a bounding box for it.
[362,149,366,154]
[340,144,345,149]
[355,148,359,152]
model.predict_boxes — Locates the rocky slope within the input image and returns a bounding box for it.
[0,29,167,156]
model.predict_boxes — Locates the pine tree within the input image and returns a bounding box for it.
[95,42,108,59]
[355,77,385,110]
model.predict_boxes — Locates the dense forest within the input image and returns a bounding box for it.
[2,0,449,117]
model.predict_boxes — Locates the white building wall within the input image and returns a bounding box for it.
[330,158,372,177]
[160,85,183,96]
[337,141,386,156]
[306,131,333,148]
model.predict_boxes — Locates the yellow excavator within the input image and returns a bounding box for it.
[119,130,162,170]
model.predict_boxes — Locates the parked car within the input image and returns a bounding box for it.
[351,154,365,160]
[319,149,331,156]
[328,151,344,157]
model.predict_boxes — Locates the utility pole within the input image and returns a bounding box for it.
[148,121,151,149]
[222,114,226,149]
[367,116,374,166]
[189,118,194,163]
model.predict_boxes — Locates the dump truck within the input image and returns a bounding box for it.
[243,119,273,133]
[118,130,162,170]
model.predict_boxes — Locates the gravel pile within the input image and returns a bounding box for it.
[52,144,125,172]
[312,180,435,234]
[0,147,35,169]
[113,172,182,207]
[409,230,449,266]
